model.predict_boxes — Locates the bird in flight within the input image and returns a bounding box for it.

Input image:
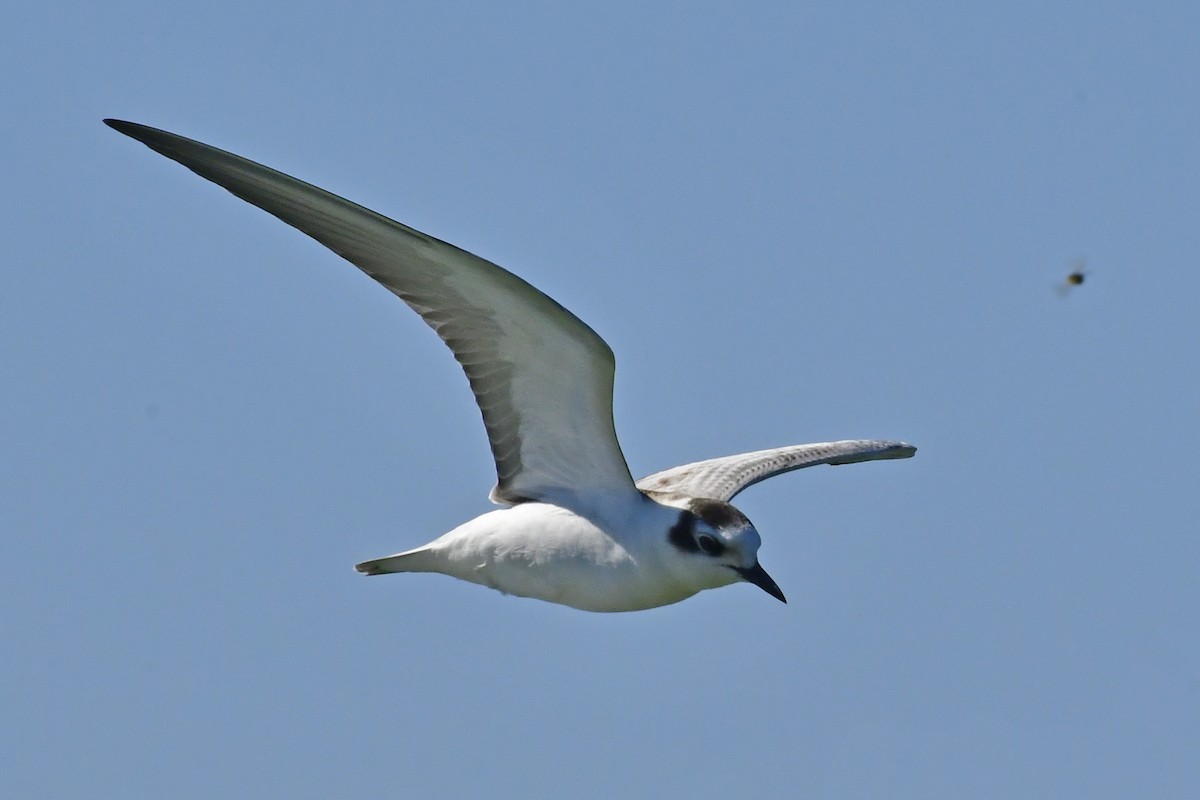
[106,119,916,612]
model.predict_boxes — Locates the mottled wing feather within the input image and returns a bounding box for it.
[106,120,637,509]
[636,440,916,502]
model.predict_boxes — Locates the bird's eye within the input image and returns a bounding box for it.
[696,534,723,556]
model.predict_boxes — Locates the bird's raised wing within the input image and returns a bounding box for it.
[106,119,638,511]
[636,440,916,502]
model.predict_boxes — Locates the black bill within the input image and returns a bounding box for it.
[733,563,787,604]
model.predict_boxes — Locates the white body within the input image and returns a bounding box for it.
[373,500,736,612]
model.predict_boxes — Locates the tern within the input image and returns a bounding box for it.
[106,119,916,612]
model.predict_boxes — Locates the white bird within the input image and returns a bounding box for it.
[106,119,916,612]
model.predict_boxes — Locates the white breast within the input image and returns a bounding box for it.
[423,503,697,611]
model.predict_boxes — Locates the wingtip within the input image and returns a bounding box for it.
[103,119,160,142]
[869,440,917,459]
[827,440,917,466]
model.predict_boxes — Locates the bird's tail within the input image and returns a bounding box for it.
[354,546,440,576]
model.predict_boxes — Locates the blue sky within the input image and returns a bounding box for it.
[4,2,1198,797]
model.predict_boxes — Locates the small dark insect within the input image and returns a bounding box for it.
[1056,259,1089,297]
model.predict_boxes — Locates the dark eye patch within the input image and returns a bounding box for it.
[668,511,698,553]
[668,509,730,557]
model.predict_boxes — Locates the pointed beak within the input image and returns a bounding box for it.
[734,563,787,604]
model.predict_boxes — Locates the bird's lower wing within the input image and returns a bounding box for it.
[636,440,916,502]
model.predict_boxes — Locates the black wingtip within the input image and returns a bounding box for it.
[104,119,143,140]
[104,119,156,140]
[102,119,198,163]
